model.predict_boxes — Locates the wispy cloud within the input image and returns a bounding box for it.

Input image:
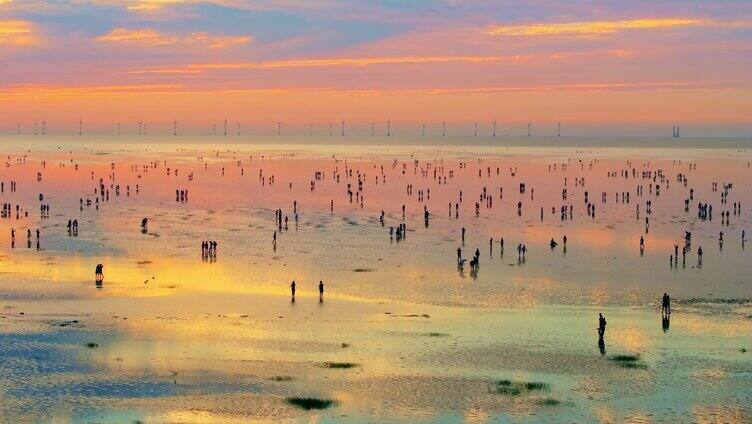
[96,28,251,48]
[132,55,530,75]
[183,32,251,49]
[0,83,184,100]
[2,80,722,101]
[90,0,338,13]
[96,28,177,45]
[487,18,710,37]
[93,0,189,12]
[369,81,709,96]
[0,20,40,46]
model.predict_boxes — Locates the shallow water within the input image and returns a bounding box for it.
[0,136,750,423]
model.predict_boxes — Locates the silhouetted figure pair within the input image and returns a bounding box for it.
[661,293,671,317]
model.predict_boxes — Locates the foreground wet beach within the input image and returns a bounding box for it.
[0,136,750,423]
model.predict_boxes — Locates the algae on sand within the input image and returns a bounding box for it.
[609,353,648,369]
[495,379,550,395]
[320,362,358,369]
[286,397,338,410]
[537,398,575,407]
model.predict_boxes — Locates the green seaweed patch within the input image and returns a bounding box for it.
[618,361,648,369]
[536,398,575,407]
[286,397,338,410]
[270,376,293,382]
[609,354,648,369]
[319,362,358,369]
[85,342,99,349]
[495,379,550,395]
[427,332,448,337]
[610,354,639,362]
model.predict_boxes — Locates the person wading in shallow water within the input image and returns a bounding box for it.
[318,280,324,302]
[597,313,607,338]
[290,280,296,302]
[661,293,671,317]
[95,264,104,283]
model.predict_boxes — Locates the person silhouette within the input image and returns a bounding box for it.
[598,313,607,338]
[290,280,296,301]
[318,280,324,301]
[95,264,104,284]
[661,293,671,317]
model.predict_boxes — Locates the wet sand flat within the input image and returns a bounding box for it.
[0,136,750,423]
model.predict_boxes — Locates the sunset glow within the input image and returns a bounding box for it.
[0,1,750,134]
[486,18,711,37]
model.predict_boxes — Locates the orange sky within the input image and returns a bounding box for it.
[1,1,751,135]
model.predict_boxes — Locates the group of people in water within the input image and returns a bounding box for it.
[597,292,672,354]
[9,227,40,249]
[67,219,79,236]
[201,240,218,262]
[289,280,325,302]
[2,148,743,364]
[389,223,407,241]
[2,203,27,219]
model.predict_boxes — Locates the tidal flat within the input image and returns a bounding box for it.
[0,137,750,423]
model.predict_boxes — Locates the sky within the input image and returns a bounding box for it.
[0,0,751,136]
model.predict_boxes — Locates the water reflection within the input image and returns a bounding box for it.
[0,141,750,422]
[598,336,606,356]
